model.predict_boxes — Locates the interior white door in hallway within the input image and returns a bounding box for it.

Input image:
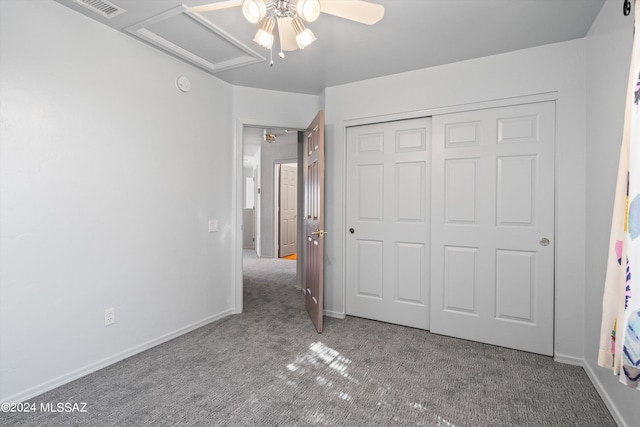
[346,118,431,330]
[430,101,556,356]
[279,164,297,258]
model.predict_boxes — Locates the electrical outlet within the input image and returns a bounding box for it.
[104,307,115,326]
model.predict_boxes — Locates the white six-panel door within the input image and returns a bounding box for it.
[279,164,297,257]
[346,118,431,330]
[430,101,556,355]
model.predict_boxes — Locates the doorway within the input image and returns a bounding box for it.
[241,125,304,298]
[276,162,298,259]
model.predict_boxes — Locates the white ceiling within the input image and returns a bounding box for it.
[54,0,605,95]
[243,126,300,166]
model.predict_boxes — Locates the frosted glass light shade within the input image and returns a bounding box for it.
[291,17,316,49]
[297,0,321,22]
[254,29,274,48]
[296,28,316,49]
[253,16,275,48]
[242,0,266,23]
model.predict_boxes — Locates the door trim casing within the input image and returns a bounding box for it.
[342,92,559,129]
[233,118,310,314]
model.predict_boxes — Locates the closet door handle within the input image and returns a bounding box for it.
[349,228,355,234]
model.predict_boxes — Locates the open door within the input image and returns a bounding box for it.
[304,111,325,333]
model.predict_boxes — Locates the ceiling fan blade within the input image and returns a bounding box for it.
[186,0,243,14]
[320,0,384,25]
[278,17,299,52]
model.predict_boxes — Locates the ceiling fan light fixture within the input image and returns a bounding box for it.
[291,17,316,49]
[296,28,316,49]
[253,16,276,48]
[297,0,321,22]
[242,0,267,24]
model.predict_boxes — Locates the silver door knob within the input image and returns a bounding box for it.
[540,238,550,246]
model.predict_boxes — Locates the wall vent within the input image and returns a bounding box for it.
[71,0,125,19]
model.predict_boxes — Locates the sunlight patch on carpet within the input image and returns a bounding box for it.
[435,415,456,426]
[286,342,355,381]
[283,341,456,426]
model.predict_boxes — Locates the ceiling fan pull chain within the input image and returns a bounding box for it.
[279,23,286,59]
[277,17,285,59]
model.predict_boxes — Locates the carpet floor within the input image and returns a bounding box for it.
[0,250,616,426]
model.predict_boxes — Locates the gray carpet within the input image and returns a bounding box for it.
[1,250,616,426]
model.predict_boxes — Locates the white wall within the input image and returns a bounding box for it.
[585,0,639,425]
[243,166,254,209]
[233,86,319,129]
[0,0,235,402]
[323,40,588,360]
[254,155,261,255]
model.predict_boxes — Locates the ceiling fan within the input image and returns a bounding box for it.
[187,0,384,56]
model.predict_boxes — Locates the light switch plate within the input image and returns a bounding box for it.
[104,307,115,326]
[208,220,218,232]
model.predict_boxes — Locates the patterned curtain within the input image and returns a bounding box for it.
[598,0,640,390]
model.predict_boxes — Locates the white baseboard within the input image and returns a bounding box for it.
[324,309,346,319]
[554,353,584,366]
[583,362,629,427]
[523,353,630,426]
[554,354,628,427]
[1,309,234,404]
